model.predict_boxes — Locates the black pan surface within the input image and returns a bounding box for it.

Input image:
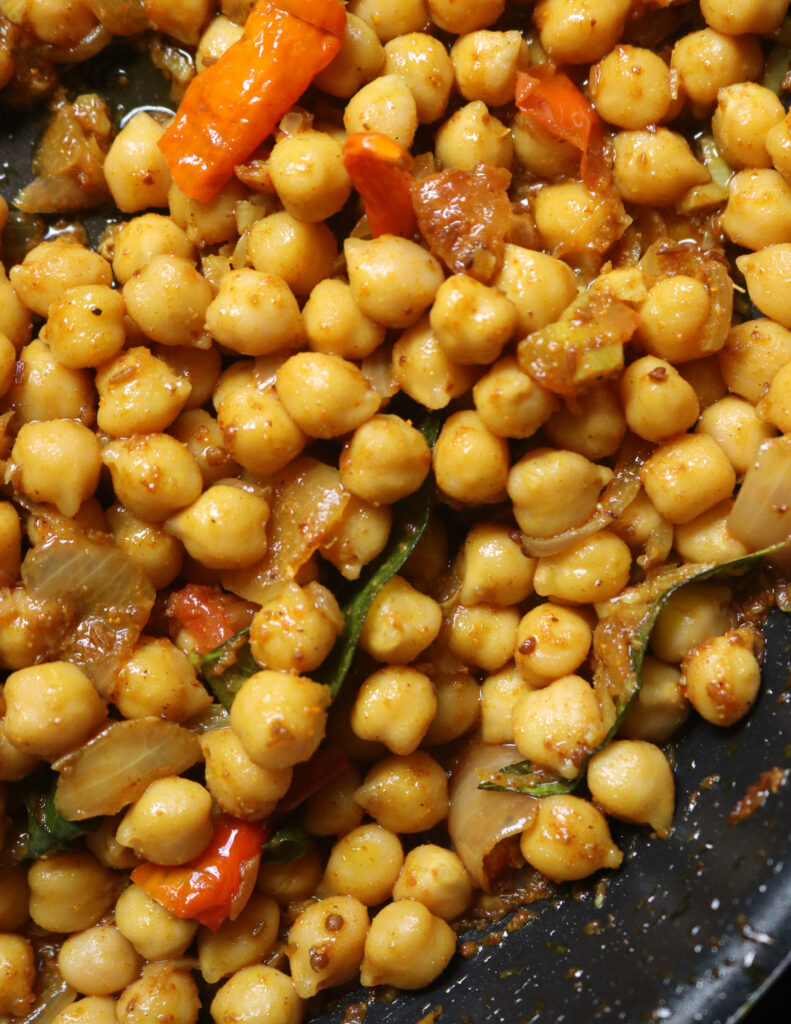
[2,46,791,1024]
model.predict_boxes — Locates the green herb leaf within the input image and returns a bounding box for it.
[480,543,788,797]
[197,628,256,710]
[261,817,309,864]
[25,775,101,859]
[316,410,443,699]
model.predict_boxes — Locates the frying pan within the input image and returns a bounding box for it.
[1,41,791,1024]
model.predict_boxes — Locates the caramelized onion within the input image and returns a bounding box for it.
[31,23,112,63]
[448,743,538,891]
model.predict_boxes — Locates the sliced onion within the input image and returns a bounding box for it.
[31,23,112,63]
[13,973,76,1024]
[521,435,652,557]
[53,718,202,820]
[15,175,105,214]
[448,743,538,892]
[728,437,791,551]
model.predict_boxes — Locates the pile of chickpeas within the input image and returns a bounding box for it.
[1,0,791,1021]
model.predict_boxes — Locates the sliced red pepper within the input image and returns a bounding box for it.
[342,132,417,238]
[159,0,346,202]
[166,584,253,654]
[131,816,267,931]
[277,745,349,813]
[515,67,608,191]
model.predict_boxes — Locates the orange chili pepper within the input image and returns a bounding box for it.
[131,816,267,930]
[159,0,346,202]
[515,67,608,191]
[342,132,417,238]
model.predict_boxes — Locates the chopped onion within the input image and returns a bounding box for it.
[9,974,76,1024]
[53,717,202,821]
[30,23,112,63]
[448,743,538,892]
[728,437,791,551]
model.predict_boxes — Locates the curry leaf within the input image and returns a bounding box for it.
[261,817,309,864]
[197,629,256,711]
[480,543,789,797]
[25,775,101,859]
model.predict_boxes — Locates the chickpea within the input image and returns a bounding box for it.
[103,433,203,522]
[393,845,473,921]
[492,244,576,335]
[288,896,369,998]
[430,275,517,366]
[103,113,172,212]
[340,414,430,505]
[435,100,513,171]
[123,254,213,348]
[0,935,35,1016]
[651,582,734,664]
[639,434,736,525]
[110,636,210,722]
[28,852,118,933]
[454,522,535,607]
[169,179,246,247]
[247,212,337,299]
[303,279,385,359]
[520,795,623,881]
[507,448,609,538]
[515,603,592,686]
[613,130,709,206]
[107,506,184,591]
[52,998,117,1024]
[360,900,456,989]
[533,530,632,605]
[511,111,580,180]
[619,656,690,744]
[535,181,631,257]
[589,46,673,129]
[720,318,791,399]
[256,845,324,904]
[674,500,748,565]
[8,338,95,426]
[423,669,480,746]
[544,383,626,460]
[210,966,301,1024]
[383,33,454,124]
[305,764,364,837]
[269,131,350,222]
[315,13,384,97]
[170,408,238,486]
[0,265,30,349]
[217,378,306,478]
[249,581,343,674]
[480,663,534,744]
[4,661,105,760]
[636,273,720,364]
[9,419,100,518]
[678,356,728,410]
[115,883,199,960]
[205,269,304,356]
[144,0,211,43]
[736,247,791,329]
[57,925,141,996]
[344,74,418,148]
[444,603,519,673]
[722,170,791,251]
[351,666,436,754]
[10,240,111,318]
[356,752,448,833]
[767,114,791,181]
[620,356,700,443]
[534,0,631,65]
[451,29,526,109]
[0,334,13,404]
[198,893,280,984]
[712,84,784,170]
[345,236,444,329]
[275,352,380,439]
[83,813,139,871]
[96,346,192,436]
[230,670,330,770]
[111,214,195,285]
[392,318,478,409]
[320,822,404,905]
[118,964,200,1024]
[201,728,291,820]
[682,629,761,727]
[318,496,392,581]
[0,704,40,782]
[116,776,213,865]
[349,0,429,42]
[433,410,509,506]
[165,483,269,570]
[701,0,788,35]
[46,284,126,369]
[473,356,556,439]
[358,574,442,663]
[671,29,762,111]
[697,395,776,475]
[588,740,675,835]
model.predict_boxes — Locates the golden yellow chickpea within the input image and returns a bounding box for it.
[118,964,200,1024]
[473,356,557,439]
[201,728,291,821]
[106,506,184,591]
[314,13,384,97]
[392,318,478,409]
[589,45,673,129]
[520,795,623,881]
[210,965,301,1024]
[269,130,351,222]
[736,247,791,329]
[28,852,119,933]
[701,0,788,34]
[588,740,675,835]
[8,339,95,427]
[681,629,761,727]
[360,900,456,989]
[430,275,517,366]
[393,844,473,920]
[515,603,592,686]
[534,0,631,65]
[533,530,632,605]
[451,29,526,108]
[712,83,784,170]
[533,181,631,257]
[116,776,213,865]
[345,236,444,329]
[351,666,436,754]
[619,656,690,744]
[423,669,480,746]
[305,764,364,837]
[613,129,709,206]
[169,179,247,247]
[355,751,449,833]
[639,434,736,525]
[434,100,513,171]
[620,356,700,443]
[103,433,203,522]
[247,211,338,299]
[719,318,791,399]
[216,376,306,478]
[674,500,749,565]
[249,581,343,675]
[0,935,35,1016]
[198,893,280,984]
[165,483,269,570]
[454,522,535,607]
[492,243,576,335]
[340,414,430,505]
[697,396,776,476]
[544,383,626,460]
[10,239,112,318]
[344,74,418,148]
[480,663,534,744]
[318,496,392,581]
[507,447,609,538]
[170,408,239,486]
[303,278,385,359]
[46,284,126,369]
[288,895,369,999]
[650,582,734,664]
[320,822,404,905]
[111,213,195,285]
[256,845,323,904]
[671,28,763,111]
[433,410,510,506]
[196,14,244,70]
[103,112,172,212]
[96,346,192,436]
[358,574,442,663]
[276,352,381,439]
[205,269,305,356]
[110,635,210,722]
[383,33,454,124]
[722,170,791,251]
[115,882,199,960]
[57,925,142,996]
[0,264,30,349]
[123,254,214,348]
[9,419,100,518]
[443,603,519,673]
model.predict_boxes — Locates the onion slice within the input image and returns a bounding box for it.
[448,743,538,892]
[728,436,791,551]
[53,718,202,821]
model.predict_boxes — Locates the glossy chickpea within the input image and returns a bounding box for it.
[671,29,762,111]
[701,0,788,34]
[0,692,40,781]
[393,845,473,921]
[349,0,429,42]
[588,740,675,835]
[231,670,330,770]
[480,664,534,744]
[757,362,791,434]
[736,247,791,328]
[722,170,791,250]
[110,636,210,722]
[619,656,690,744]
[318,496,392,580]
[383,33,454,124]
[720,319,791,400]
[697,396,776,475]
[454,522,535,607]
[423,670,480,746]
[45,284,125,369]
[355,751,449,833]
[533,530,632,605]
[205,269,304,356]
[10,240,111,318]
[52,998,117,1024]
[10,419,100,518]
[198,894,280,984]
[256,846,324,904]
[451,29,526,108]
[675,500,748,565]
[165,483,269,570]
[392,318,478,409]
[144,0,211,43]
[433,410,509,505]
[682,629,761,727]
[216,378,305,477]
[430,275,517,366]
[767,114,791,181]
[358,575,441,663]
[345,236,444,329]
[613,129,709,206]
[0,935,35,1016]
[544,384,626,460]
[103,434,203,522]
[118,964,200,1024]
[534,0,631,64]
[103,113,171,212]
[341,414,431,505]
[678,356,728,410]
[511,112,580,180]
[620,356,700,443]
[473,357,556,439]
[57,926,141,996]
[0,332,15,402]
[28,852,118,933]
[95,346,191,436]
[589,45,673,129]
[636,273,717,364]
[610,488,671,561]
[533,181,631,257]
[201,728,291,820]
[320,822,404,905]
[444,603,519,673]
[106,506,184,590]
[122,254,213,348]
[520,795,623,881]
[651,583,734,664]
[314,13,384,97]
[492,244,576,335]
[249,581,343,674]
[303,279,385,359]
[288,896,369,998]
[344,74,418,148]
[210,966,301,1024]
[507,448,609,538]
[351,666,435,754]
[515,603,592,686]
[276,352,380,438]
[435,100,513,171]
[168,179,246,247]
[116,776,213,865]
[639,434,736,525]
[712,83,784,170]
[305,764,364,836]
[4,661,105,761]
[0,265,30,349]
[248,212,337,298]
[170,407,238,485]
[360,900,456,989]
[112,214,195,285]
[269,130,351,222]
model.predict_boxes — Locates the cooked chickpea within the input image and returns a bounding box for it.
[269,131,350,222]
[534,181,631,257]
[520,795,623,881]
[276,352,380,439]
[46,284,126,369]
[767,114,791,180]
[392,318,478,409]
[315,13,384,97]
[116,776,213,865]
[340,414,430,505]
[210,966,301,1024]
[165,483,269,570]
[590,45,673,129]
[701,0,788,34]
[433,410,509,505]
[722,170,791,251]
[103,433,203,522]
[288,896,369,998]
[144,0,211,43]
[303,278,385,359]
[344,74,418,148]
[444,603,519,673]
[534,0,631,64]
[392,845,473,921]
[115,882,198,960]
[112,214,195,285]
[636,274,719,365]
[122,254,213,348]
[674,500,748,565]
[205,269,304,356]
[473,356,556,439]
[613,129,709,206]
[103,112,171,212]
[355,751,449,832]
[318,496,392,580]
[507,448,609,538]
[10,240,111,318]
[682,629,761,727]
[0,333,15,403]
[320,822,404,904]
[712,83,784,170]
[169,179,246,247]
[533,530,632,605]
[52,997,117,1024]
[201,727,291,820]
[435,100,513,171]
[345,236,444,328]
[492,244,576,335]
[256,845,323,904]
[349,0,429,42]
[588,740,675,835]
[697,395,776,475]
[620,356,700,443]
[4,661,105,760]
[678,356,728,410]
[28,852,118,933]
[305,764,364,837]
[247,212,337,299]
[57,925,141,996]
[9,419,100,518]
[454,522,535,607]
[360,900,456,989]
[216,378,306,477]
[0,265,30,349]
[96,346,192,436]
[515,603,592,686]
[351,666,435,754]
[480,664,534,744]
[650,582,734,663]
[423,669,480,746]
[671,29,763,111]
[383,33,454,124]
[511,110,580,180]
[107,506,184,590]
[358,574,441,663]
[639,434,736,525]
[451,29,525,108]
[9,339,95,426]
[83,814,139,871]
[231,670,330,770]
[198,894,280,984]
[430,275,517,366]
[118,964,200,1024]
[619,656,690,743]
[736,246,791,328]
[0,935,35,1016]
[249,581,343,674]
[544,383,626,460]
[110,636,210,721]
[719,318,791,399]
[170,407,238,485]
[0,710,39,782]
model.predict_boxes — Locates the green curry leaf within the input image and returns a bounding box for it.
[25,774,101,859]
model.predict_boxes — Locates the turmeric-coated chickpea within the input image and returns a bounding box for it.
[318,496,392,581]
[57,925,141,996]
[736,247,791,329]
[613,129,709,206]
[722,170,791,251]
[198,894,280,984]
[103,433,203,522]
[423,669,480,746]
[544,383,626,460]
[681,629,761,727]
[96,346,192,436]
[103,112,172,212]
[230,670,330,770]
[444,603,519,673]
[473,356,557,439]
[115,882,199,960]
[701,0,788,35]
[112,214,195,285]
[256,845,323,905]
[433,410,509,506]
[650,582,734,664]
[269,130,351,222]
[719,318,791,399]
[358,574,442,663]
[492,244,576,335]
[520,795,623,881]
[165,483,269,570]
[511,111,580,180]
[767,114,791,181]
[276,352,381,439]
[392,318,478,409]
[170,408,237,487]
[303,278,385,359]
[355,751,449,833]
[10,419,100,518]
[46,284,126,369]
[674,499,748,565]
[144,0,211,44]
[0,265,30,349]
[248,212,337,298]
[344,74,418,148]
[383,33,454,124]
[4,661,105,760]
[0,935,35,1016]
[360,900,456,989]
[123,254,213,348]
[351,666,436,754]
[349,0,429,42]
[451,29,526,109]
[288,895,369,999]
[118,964,200,1024]
[639,434,736,525]
[10,240,111,318]
[430,275,517,366]
[169,178,247,247]
[116,776,213,865]
[636,274,717,364]
[217,379,306,478]
[249,581,343,674]
[533,530,632,605]
[28,852,118,933]
[315,13,384,97]
[757,363,791,434]
[201,728,291,820]
[507,447,609,538]
[455,522,535,607]
[620,356,700,443]
[0,332,16,401]
[515,603,592,686]
[340,414,430,505]
[619,656,690,744]
[671,29,762,111]
[480,664,534,744]
[697,396,776,476]
[533,181,631,257]
[435,100,513,171]
[305,764,365,837]
[205,269,305,356]
[52,997,117,1024]
[107,506,184,591]
[534,0,631,65]
[345,236,444,329]
[589,45,673,129]
[321,822,404,905]
[110,635,210,721]
[712,83,784,170]
[588,740,675,835]
[210,965,301,1024]
[196,14,244,70]
[393,844,473,921]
